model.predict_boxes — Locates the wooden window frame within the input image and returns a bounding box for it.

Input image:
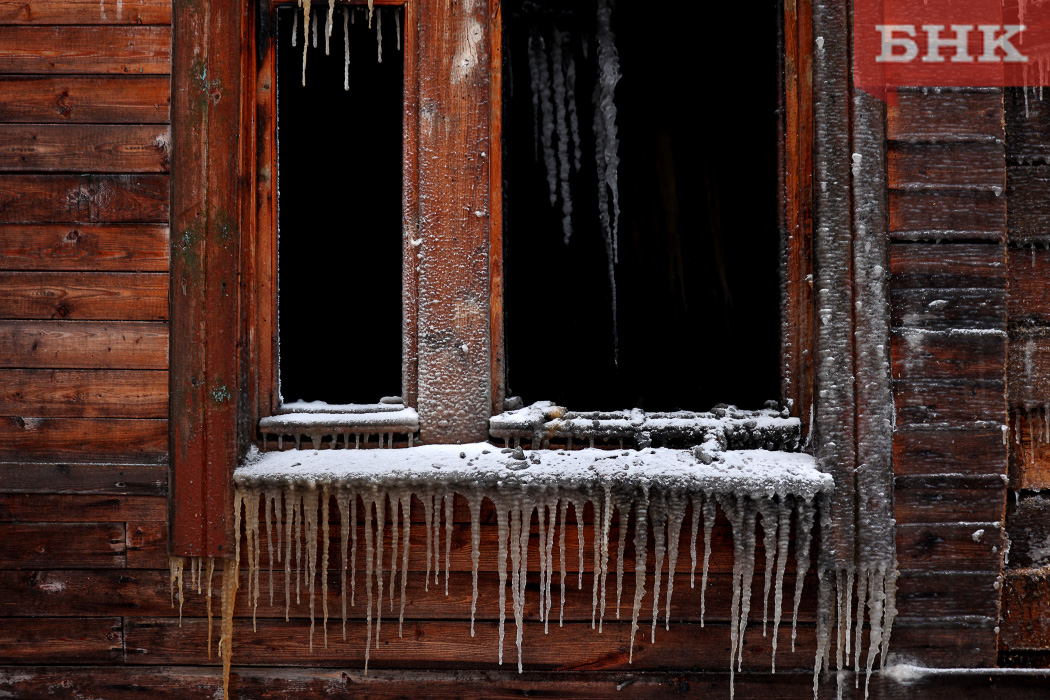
[169,0,829,559]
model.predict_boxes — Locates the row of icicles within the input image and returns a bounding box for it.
[292,0,400,89]
[172,486,831,699]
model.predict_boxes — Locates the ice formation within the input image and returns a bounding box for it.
[166,433,884,699]
[292,3,401,89]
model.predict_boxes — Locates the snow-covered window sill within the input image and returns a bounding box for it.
[258,398,419,449]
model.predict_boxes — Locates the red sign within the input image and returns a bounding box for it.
[854,0,1050,100]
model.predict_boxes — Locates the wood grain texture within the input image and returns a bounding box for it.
[0,522,125,568]
[889,90,1004,144]
[1009,406,1050,490]
[0,26,170,74]
[896,523,1004,573]
[0,416,167,463]
[0,271,167,320]
[1006,166,1050,246]
[894,475,1006,525]
[0,76,169,124]
[0,368,165,418]
[889,190,1005,241]
[1007,335,1050,408]
[889,619,1000,669]
[1008,246,1050,327]
[0,618,122,663]
[0,493,165,522]
[0,224,169,271]
[891,330,1005,382]
[1001,568,1050,650]
[0,124,169,172]
[889,143,1005,192]
[894,428,1007,477]
[0,463,166,495]
[0,0,170,24]
[890,243,1006,289]
[1005,87,1050,163]
[0,174,169,223]
[894,380,1005,428]
[890,287,1005,331]
[895,570,1001,620]
[0,320,168,369]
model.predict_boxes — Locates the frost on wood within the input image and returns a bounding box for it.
[170,440,842,698]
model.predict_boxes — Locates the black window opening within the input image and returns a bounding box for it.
[275,4,404,405]
[501,0,781,412]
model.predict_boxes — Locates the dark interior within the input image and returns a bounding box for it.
[501,0,782,411]
[276,4,404,404]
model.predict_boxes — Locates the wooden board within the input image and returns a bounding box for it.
[0,271,167,320]
[0,76,170,124]
[1007,335,1050,408]
[0,463,167,495]
[0,26,171,74]
[0,223,169,271]
[894,380,1005,428]
[1005,87,1050,163]
[1000,568,1050,650]
[896,523,1004,573]
[0,125,169,172]
[0,0,170,24]
[1009,406,1050,490]
[0,320,168,369]
[894,475,1006,525]
[888,619,999,669]
[890,287,1005,331]
[889,190,1005,240]
[0,174,169,223]
[1006,166,1050,246]
[1008,247,1050,327]
[0,618,122,663]
[889,243,1005,290]
[888,90,1004,144]
[0,416,167,463]
[894,428,1007,477]
[889,143,1005,192]
[895,570,1001,619]
[0,369,166,417]
[0,522,125,568]
[0,493,166,522]
[891,331,1005,383]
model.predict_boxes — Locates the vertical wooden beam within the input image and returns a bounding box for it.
[401,0,420,410]
[488,0,504,419]
[415,0,493,443]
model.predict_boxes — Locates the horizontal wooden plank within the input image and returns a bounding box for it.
[895,570,1001,620]
[896,523,1004,573]
[1000,568,1050,650]
[889,190,1005,241]
[893,428,1007,477]
[0,617,122,663]
[890,287,1005,331]
[1003,495,1050,569]
[0,124,169,172]
[891,331,1005,383]
[123,616,818,671]
[0,76,169,124]
[0,271,168,320]
[889,143,1005,192]
[889,243,1005,289]
[1008,246,1050,327]
[0,0,170,24]
[0,462,167,495]
[0,26,170,74]
[1006,87,1050,163]
[0,568,820,624]
[0,320,168,369]
[0,224,169,271]
[0,173,169,223]
[894,380,1005,428]
[1007,166,1050,245]
[889,90,1004,144]
[0,522,124,568]
[889,618,999,668]
[894,475,1006,525]
[1007,336,1050,408]
[0,493,166,522]
[1009,406,1050,490]
[0,368,166,417]
[0,416,167,463]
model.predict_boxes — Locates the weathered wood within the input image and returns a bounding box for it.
[0,272,167,320]
[895,570,1001,619]
[888,618,999,668]
[1007,335,1050,409]
[890,287,1005,331]
[0,26,171,74]
[896,523,1004,573]
[0,493,166,523]
[0,462,167,495]
[894,475,1006,525]
[894,428,1007,477]
[0,174,169,223]
[1009,406,1050,490]
[1005,87,1050,163]
[0,125,169,173]
[1008,247,1050,327]
[0,417,167,463]
[888,90,1005,144]
[1007,166,1050,246]
[0,522,125,568]
[889,143,1006,192]
[0,369,166,417]
[0,0,170,24]
[0,618,122,663]
[0,76,170,124]
[1000,567,1050,650]
[889,190,1005,241]
[254,9,278,419]
[0,224,169,272]
[894,380,1005,428]
[1003,496,1050,569]
[891,331,1005,382]
[0,320,168,369]
[124,616,817,671]
[0,568,819,623]
[889,243,1006,289]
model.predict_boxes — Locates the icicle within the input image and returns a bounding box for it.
[628,488,649,663]
[218,557,239,700]
[206,557,215,659]
[376,8,383,64]
[854,566,868,683]
[284,490,294,620]
[794,498,816,651]
[311,6,318,47]
[367,0,373,26]
[292,7,298,47]
[575,500,586,590]
[395,7,400,51]
[324,0,334,55]
[350,491,359,607]
[169,556,185,625]
[304,489,318,651]
[495,495,509,664]
[321,488,330,648]
[508,498,522,669]
[722,495,745,700]
[771,498,792,672]
[293,492,302,606]
[615,500,628,618]
[598,486,613,632]
[759,499,779,637]
[566,51,582,172]
[343,7,350,91]
[537,497,548,626]
[363,492,375,672]
[558,497,567,625]
[432,493,442,587]
[527,33,541,161]
[337,490,350,640]
[266,490,277,606]
[374,491,386,646]
[689,494,701,588]
[423,490,434,592]
[248,490,261,633]
[664,491,686,631]
[301,0,311,86]
[389,491,400,611]
[444,490,453,595]
[591,495,602,629]
[532,32,557,206]
[737,500,758,672]
[551,28,574,244]
[544,496,557,633]
[399,492,411,636]
[650,493,667,643]
[701,493,716,626]
[514,497,533,672]
[468,491,482,636]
